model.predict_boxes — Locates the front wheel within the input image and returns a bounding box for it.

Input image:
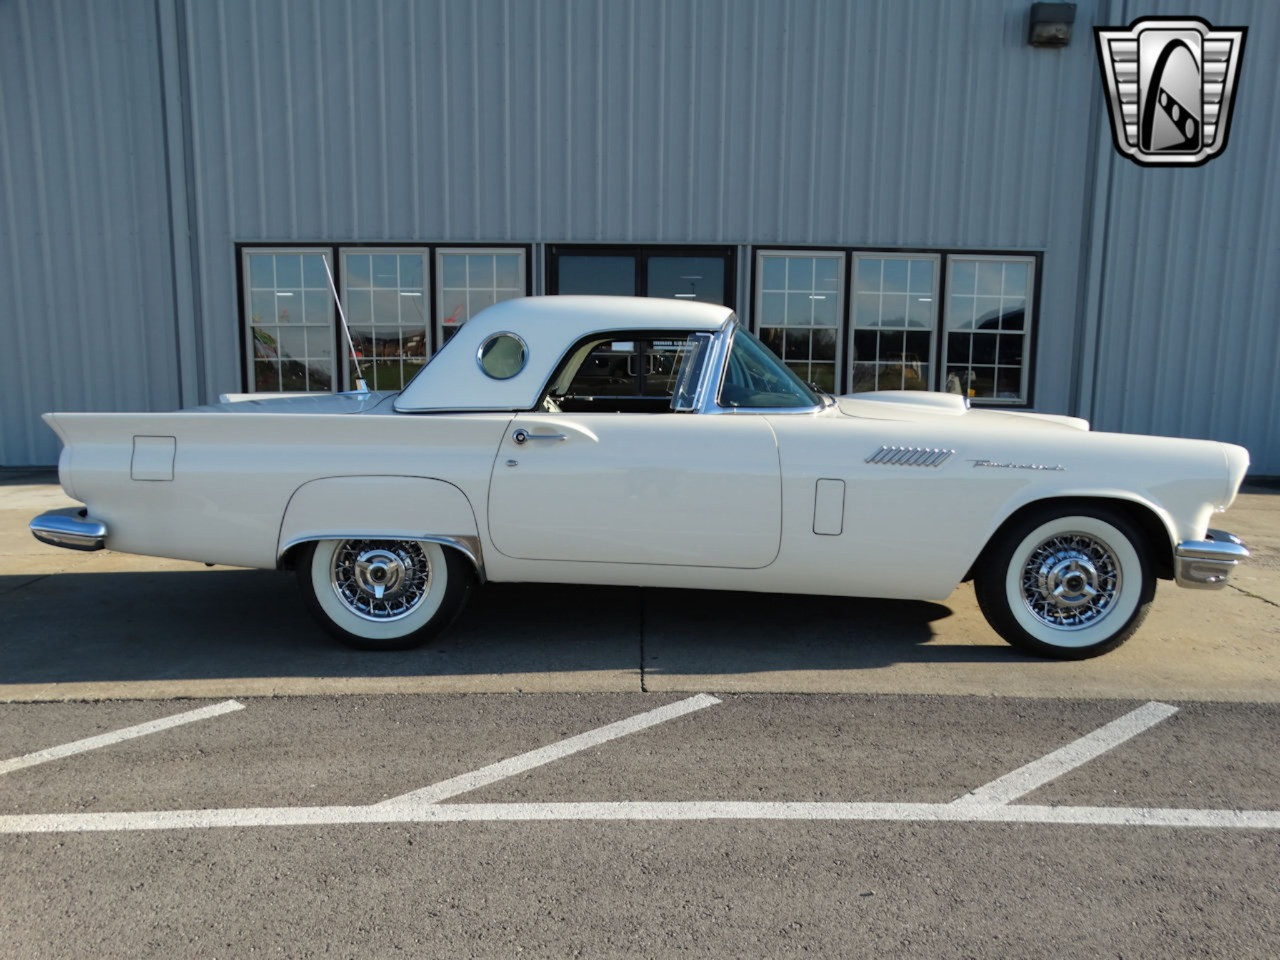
[296,538,472,650]
[974,507,1155,659]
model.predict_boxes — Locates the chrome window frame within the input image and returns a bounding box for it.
[670,332,716,412]
[476,331,529,381]
[697,318,826,416]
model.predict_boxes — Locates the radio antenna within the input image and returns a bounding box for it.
[321,254,369,393]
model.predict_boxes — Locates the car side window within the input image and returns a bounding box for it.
[717,328,821,409]
[542,333,708,414]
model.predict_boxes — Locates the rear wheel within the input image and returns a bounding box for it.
[296,538,472,650]
[975,507,1155,659]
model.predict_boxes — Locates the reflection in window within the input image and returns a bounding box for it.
[341,249,428,391]
[550,247,733,305]
[850,254,938,393]
[244,250,334,393]
[754,252,842,393]
[944,257,1033,402]
[719,327,820,408]
[477,332,528,380]
[546,335,707,414]
[561,339,692,399]
[647,257,725,304]
[556,255,636,296]
[750,248,1038,404]
[436,249,526,345]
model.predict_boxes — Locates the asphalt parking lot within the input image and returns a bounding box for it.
[3,692,1280,957]
[2,472,1278,703]
[2,472,1279,957]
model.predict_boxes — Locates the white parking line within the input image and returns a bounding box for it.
[378,693,722,806]
[2,800,1278,834]
[3,696,1275,835]
[950,701,1179,808]
[0,700,245,776]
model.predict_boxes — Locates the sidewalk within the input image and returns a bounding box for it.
[1,471,1277,702]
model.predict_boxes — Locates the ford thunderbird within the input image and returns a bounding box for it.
[31,296,1250,659]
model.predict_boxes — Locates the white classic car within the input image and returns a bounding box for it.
[32,296,1250,659]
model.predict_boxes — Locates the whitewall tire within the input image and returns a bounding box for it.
[296,538,472,650]
[975,507,1155,659]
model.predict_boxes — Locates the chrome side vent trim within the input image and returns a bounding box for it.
[865,446,955,468]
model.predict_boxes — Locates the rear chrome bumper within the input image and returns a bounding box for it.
[1174,528,1249,589]
[30,507,108,552]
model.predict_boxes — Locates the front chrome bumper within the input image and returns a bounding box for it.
[1174,528,1250,589]
[30,507,108,552]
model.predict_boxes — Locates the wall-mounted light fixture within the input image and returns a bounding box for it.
[1028,2,1076,47]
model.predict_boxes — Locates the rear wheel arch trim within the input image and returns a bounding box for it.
[281,533,485,583]
[276,475,485,579]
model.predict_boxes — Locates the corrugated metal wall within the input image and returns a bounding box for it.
[0,0,182,465]
[180,0,1104,427]
[1087,0,1280,469]
[180,0,1097,244]
[2,0,1277,470]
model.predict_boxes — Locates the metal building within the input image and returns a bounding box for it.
[2,0,1277,472]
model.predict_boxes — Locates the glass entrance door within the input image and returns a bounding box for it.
[555,254,637,296]
[646,256,725,304]
[548,245,733,307]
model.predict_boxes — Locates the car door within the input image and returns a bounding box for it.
[486,413,782,568]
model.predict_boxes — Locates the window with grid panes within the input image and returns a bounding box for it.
[436,249,526,346]
[243,250,336,393]
[754,252,842,393]
[944,256,1034,402]
[341,250,429,391]
[753,248,1038,403]
[850,254,939,393]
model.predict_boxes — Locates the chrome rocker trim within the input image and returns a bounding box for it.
[1174,528,1250,589]
[30,507,108,552]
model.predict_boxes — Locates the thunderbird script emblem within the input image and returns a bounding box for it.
[1094,17,1247,167]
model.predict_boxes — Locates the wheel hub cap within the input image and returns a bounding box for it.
[331,540,431,622]
[1021,534,1121,630]
[354,550,406,600]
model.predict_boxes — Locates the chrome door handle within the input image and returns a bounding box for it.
[512,428,567,444]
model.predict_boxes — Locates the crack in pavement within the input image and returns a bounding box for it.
[0,574,49,597]
[1227,582,1280,610]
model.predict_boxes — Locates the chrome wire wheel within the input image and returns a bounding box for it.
[299,538,472,650]
[975,507,1155,659]
[329,539,432,622]
[1019,532,1122,631]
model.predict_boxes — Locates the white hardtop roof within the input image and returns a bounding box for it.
[395,296,736,412]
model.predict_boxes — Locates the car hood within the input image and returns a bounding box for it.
[836,391,1090,431]
[197,391,400,414]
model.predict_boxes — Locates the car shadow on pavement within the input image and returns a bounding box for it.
[0,568,1021,687]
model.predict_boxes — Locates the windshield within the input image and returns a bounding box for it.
[717,327,821,409]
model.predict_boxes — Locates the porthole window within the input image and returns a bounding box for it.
[477,332,528,380]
